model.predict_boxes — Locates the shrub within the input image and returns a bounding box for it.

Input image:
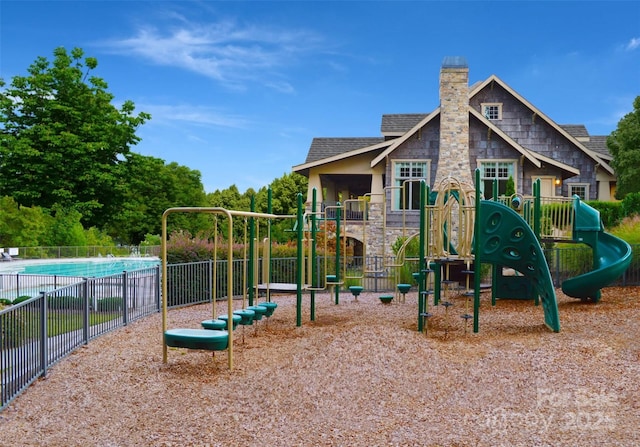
[554,243,593,277]
[0,298,14,306]
[48,295,84,310]
[96,297,123,312]
[622,192,640,218]
[12,295,33,305]
[1,313,28,347]
[540,202,573,228]
[586,201,623,228]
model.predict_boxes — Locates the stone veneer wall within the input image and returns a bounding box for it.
[364,202,384,258]
[434,64,471,187]
[362,202,420,259]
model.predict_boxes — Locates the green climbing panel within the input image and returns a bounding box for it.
[478,200,560,332]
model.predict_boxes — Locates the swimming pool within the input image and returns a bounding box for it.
[0,258,160,277]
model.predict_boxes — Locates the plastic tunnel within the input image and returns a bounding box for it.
[561,199,632,302]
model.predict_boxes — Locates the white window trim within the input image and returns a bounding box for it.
[481,102,503,120]
[569,183,590,200]
[477,159,518,197]
[391,159,431,210]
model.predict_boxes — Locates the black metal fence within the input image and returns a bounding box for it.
[0,267,160,410]
[1,245,638,410]
[1,245,160,259]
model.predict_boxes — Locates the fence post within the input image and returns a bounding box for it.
[83,279,89,344]
[155,265,162,312]
[123,271,129,326]
[40,292,48,378]
[374,256,379,293]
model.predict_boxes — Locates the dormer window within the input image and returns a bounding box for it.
[482,103,502,120]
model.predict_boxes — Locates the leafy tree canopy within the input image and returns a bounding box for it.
[608,95,640,198]
[0,47,150,227]
[108,153,209,244]
[205,173,308,243]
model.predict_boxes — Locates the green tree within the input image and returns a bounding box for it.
[44,206,86,246]
[108,153,209,244]
[255,172,308,242]
[0,196,49,246]
[608,95,640,198]
[0,47,150,228]
[505,175,515,196]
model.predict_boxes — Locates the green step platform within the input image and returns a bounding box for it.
[233,309,256,325]
[164,328,229,351]
[257,301,278,317]
[200,319,227,330]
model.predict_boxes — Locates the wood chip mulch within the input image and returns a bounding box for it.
[0,286,639,447]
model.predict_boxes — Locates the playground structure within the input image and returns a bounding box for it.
[411,169,632,334]
[295,167,630,334]
[161,169,632,369]
[161,206,282,370]
[161,192,356,369]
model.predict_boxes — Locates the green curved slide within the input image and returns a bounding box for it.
[561,200,632,302]
[477,200,560,332]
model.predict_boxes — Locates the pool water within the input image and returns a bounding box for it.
[1,258,160,277]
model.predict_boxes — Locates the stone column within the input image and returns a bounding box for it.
[434,57,471,187]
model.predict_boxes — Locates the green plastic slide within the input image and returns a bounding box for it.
[561,200,632,302]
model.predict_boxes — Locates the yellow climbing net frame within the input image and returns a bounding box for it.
[428,176,477,262]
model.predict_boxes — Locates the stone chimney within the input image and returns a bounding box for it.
[434,56,471,187]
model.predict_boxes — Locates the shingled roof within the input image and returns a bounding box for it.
[560,124,590,140]
[583,135,613,160]
[381,114,428,135]
[305,137,385,163]
[560,125,612,159]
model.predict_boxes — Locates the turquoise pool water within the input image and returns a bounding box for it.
[0,258,160,277]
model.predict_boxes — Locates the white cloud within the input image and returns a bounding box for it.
[626,37,640,51]
[100,16,323,92]
[140,103,249,129]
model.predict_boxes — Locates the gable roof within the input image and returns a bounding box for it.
[297,74,615,177]
[303,137,385,164]
[381,114,428,136]
[583,135,613,161]
[371,108,441,167]
[560,124,590,141]
[469,75,614,175]
[293,137,392,174]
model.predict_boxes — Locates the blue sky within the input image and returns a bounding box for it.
[2,1,639,194]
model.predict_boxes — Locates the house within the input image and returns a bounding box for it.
[292,56,617,258]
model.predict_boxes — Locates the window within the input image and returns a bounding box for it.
[569,184,589,200]
[479,160,516,199]
[482,103,502,120]
[393,161,429,210]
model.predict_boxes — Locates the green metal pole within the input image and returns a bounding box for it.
[473,168,482,333]
[296,193,303,327]
[248,195,255,306]
[311,188,317,321]
[268,187,273,296]
[334,203,341,305]
[418,180,426,332]
[534,179,541,240]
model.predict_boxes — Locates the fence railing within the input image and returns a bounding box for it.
[0,266,161,410]
[1,245,638,410]
[1,245,161,260]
